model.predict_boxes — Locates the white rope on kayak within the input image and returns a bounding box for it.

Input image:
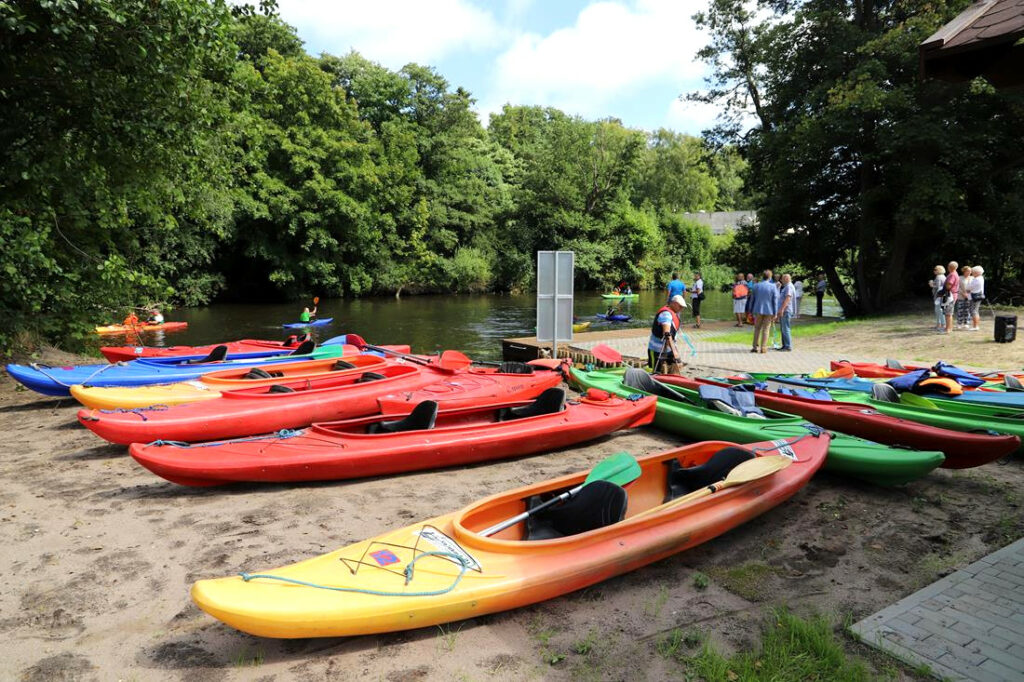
[28,361,127,389]
[239,550,470,597]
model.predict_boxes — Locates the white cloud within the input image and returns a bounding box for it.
[274,0,503,68]
[483,0,708,121]
[664,97,721,135]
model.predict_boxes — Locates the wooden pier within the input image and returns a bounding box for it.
[501,328,649,367]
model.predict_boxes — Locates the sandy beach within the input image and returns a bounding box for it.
[2,346,1022,681]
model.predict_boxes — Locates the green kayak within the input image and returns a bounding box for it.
[600,293,639,299]
[569,368,944,486]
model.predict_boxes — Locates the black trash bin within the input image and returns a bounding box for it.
[995,315,1017,343]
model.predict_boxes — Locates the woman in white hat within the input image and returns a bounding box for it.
[967,265,985,331]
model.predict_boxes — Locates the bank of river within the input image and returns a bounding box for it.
[95,290,842,359]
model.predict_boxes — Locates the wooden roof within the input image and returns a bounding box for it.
[920,0,1024,87]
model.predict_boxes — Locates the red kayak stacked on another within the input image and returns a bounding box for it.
[79,362,571,446]
[830,360,1021,384]
[128,389,658,486]
[656,375,1019,469]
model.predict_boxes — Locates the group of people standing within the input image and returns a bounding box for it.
[730,272,828,326]
[930,261,985,334]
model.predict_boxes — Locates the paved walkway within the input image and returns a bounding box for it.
[851,538,1024,681]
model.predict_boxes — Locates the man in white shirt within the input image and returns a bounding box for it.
[776,274,796,351]
[690,272,704,328]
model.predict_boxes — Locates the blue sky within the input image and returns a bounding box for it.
[271,0,720,135]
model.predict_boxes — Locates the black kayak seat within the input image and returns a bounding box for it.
[186,345,228,365]
[871,383,900,403]
[332,360,356,370]
[664,446,755,501]
[366,401,439,434]
[355,371,387,383]
[498,362,534,374]
[525,481,627,541]
[283,334,298,345]
[1005,374,1023,391]
[698,384,766,418]
[289,339,316,356]
[244,367,283,379]
[885,358,906,370]
[268,384,295,393]
[498,387,565,421]
[622,368,694,404]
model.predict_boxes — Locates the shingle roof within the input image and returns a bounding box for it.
[920,0,1024,86]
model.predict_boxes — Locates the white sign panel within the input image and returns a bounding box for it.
[536,251,574,343]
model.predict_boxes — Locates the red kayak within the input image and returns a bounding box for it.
[656,375,1020,469]
[79,363,442,445]
[128,389,658,486]
[377,363,564,414]
[100,338,411,363]
[831,360,1021,384]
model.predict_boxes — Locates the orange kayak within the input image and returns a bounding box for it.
[191,432,829,638]
[94,321,189,335]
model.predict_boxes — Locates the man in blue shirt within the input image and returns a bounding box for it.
[776,273,796,351]
[749,270,779,353]
[666,272,686,303]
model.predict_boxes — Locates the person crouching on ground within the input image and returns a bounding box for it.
[750,270,779,353]
[942,261,959,334]
[776,274,795,351]
[967,265,984,331]
[732,273,749,326]
[929,265,946,331]
[649,295,687,374]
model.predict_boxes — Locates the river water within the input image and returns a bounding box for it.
[94,290,840,360]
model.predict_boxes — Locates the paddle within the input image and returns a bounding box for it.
[480,452,641,537]
[899,392,939,409]
[346,334,471,372]
[591,344,623,365]
[631,455,792,521]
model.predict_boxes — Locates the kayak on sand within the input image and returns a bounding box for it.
[128,389,657,486]
[190,433,827,638]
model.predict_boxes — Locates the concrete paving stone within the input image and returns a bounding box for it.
[951,620,1016,651]
[943,604,1002,635]
[963,606,1024,639]
[912,614,975,646]
[882,617,933,643]
[978,657,1024,681]
[934,654,1009,682]
[1001,562,1024,580]
[978,573,1022,595]
[996,569,1024,588]
[967,639,1024,674]
[955,592,1016,619]
[975,585,1024,610]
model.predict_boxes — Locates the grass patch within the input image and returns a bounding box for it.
[703,319,856,345]
[692,571,710,590]
[707,562,779,602]
[684,609,871,681]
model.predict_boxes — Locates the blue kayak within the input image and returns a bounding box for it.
[282,317,333,329]
[766,375,1024,409]
[5,344,344,397]
[596,313,632,322]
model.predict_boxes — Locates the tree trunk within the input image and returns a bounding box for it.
[823,263,858,316]
[875,222,913,309]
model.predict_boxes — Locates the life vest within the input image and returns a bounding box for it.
[887,369,929,392]
[932,362,986,388]
[916,377,964,396]
[651,306,680,340]
[733,283,749,299]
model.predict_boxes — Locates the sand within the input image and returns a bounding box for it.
[1,347,1022,681]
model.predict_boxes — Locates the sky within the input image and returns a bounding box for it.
[271,0,721,135]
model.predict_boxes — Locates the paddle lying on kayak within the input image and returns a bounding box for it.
[190,434,828,638]
[345,334,472,372]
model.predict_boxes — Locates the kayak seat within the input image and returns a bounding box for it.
[366,401,439,434]
[664,447,755,501]
[186,345,228,364]
[283,335,298,345]
[245,367,273,379]
[525,481,627,541]
[289,339,316,356]
[622,368,694,404]
[871,383,900,402]
[498,362,534,374]
[355,372,386,383]
[1005,374,1023,391]
[332,360,356,370]
[885,358,906,370]
[268,384,295,393]
[498,388,565,421]
[698,385,766,418]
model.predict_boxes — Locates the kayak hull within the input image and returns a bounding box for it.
[570,368,944,486]
[757,374,1024,409]
[190,434,828,638]
[376,368,564,414]
[600,293,638,299]
[660,376,1019,469]
[128,395,657,485]
[595,314,632,322]
[78,364,444,444]
[282,317,333,329]
[831,360,1022,383]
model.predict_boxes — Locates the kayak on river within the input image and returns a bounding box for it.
[595,313,631,322]
[282,317,333,329]
[189,433,826,637]
[94,321,189,335]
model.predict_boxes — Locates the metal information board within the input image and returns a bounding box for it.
[536,251,574,355]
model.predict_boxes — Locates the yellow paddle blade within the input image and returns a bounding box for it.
[722,454,792,485]
[899,392,938,409]
[810,368,829,378]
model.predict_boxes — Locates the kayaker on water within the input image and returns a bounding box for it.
[147,308,164,325]
[648,295,687,374]
[122,311,140,327]
[299,305,317,323]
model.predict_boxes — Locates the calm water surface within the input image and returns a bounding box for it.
[95,290,841,360]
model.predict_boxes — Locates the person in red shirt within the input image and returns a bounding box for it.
[941,260,959,334]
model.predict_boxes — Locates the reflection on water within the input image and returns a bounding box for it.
[89,290,842,360]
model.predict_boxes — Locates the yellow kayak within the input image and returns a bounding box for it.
[94,322,189,335]
[70,354,386,410]
[572,321,591,333]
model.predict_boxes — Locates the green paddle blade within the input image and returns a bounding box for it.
[900,392,938,409]
[584,452,641,487]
